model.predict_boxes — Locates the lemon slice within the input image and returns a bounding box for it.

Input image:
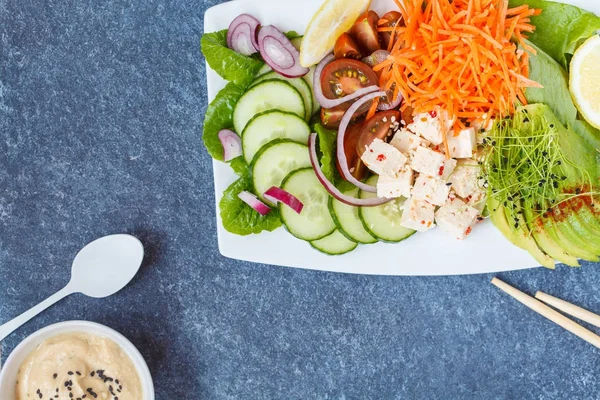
[299,0,370,67]
[570,34,600,129]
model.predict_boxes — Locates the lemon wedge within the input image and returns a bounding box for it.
[570,34,600,129]
[299,0,370,67]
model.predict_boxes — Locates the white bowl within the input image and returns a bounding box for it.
[0,320,155,400]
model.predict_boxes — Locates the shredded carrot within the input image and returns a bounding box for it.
[366,96,380,121]
[375,0,540,133]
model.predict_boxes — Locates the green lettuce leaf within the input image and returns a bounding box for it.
[201,30,264,87]
[220,172,282,235]
[313,123,337,181]
[203,82,245,161]
[509,0,600,70]
[525,41,600,150]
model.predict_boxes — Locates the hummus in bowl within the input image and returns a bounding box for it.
[0,321,154,400]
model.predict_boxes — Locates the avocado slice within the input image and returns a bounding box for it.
[489,197,555,268]
[548,206,600,262]
[569,195,600,235]
[524,203,579,267]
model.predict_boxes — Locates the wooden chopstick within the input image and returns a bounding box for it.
[535,291,600,329]
[491,278,600,349]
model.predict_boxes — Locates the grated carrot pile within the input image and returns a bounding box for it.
[374,0,541,132]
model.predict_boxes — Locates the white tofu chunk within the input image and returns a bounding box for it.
[447,127,476,159]
[435,198,480,240]
[407,110,455,145]
[377,168,414,199]
[412,174,451,206]
[389,128,430,155]
[400,196,436,232]
[411,146,457,179]
[448,159,482,199]
[361,139,408,178]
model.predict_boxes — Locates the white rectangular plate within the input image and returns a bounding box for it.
[204,0,598,276]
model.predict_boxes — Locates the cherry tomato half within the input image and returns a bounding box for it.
[350,10,382,56]
[334,33,362,60]
[320,59,378,100]
[379,11,404,49]
[336,123,369,181]
[356,110,401,156]
[320,102,370,130]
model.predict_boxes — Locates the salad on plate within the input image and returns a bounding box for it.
[201,0,600,268]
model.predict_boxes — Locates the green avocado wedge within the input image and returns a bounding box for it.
[488,197,555,269]
[523,203,579,267]
[485,103,600,268]
[549,205,600,262]
[568,195,600,234]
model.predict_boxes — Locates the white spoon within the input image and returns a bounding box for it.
[0,234,144,341]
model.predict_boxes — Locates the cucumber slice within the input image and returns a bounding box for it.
[303,66,321,116]
[251,140,311,201]
[329,187,378,244]
[310,229,358,255]
[251,72,313,121]
[233,80,305,134]
[242,111,310,164]
[256,64,272,77]
[280,168,336,241]
[359,176,416,243]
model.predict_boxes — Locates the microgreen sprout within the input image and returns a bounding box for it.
[482,107,597,231]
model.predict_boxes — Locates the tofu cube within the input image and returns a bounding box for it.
[435,198,480,239]
[412,174,451,206]
[377,168,414,199]
[389,128,430,155]
[448,159,482,199]
[447,127,476,159]
[407,110,455,145]
[400,196,436,232]
[361,139,408,178]
[411,146,457,179]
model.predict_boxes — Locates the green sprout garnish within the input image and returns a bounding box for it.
[482,107,596,230]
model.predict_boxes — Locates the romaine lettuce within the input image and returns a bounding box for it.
[201,30,263,87]
[202,82,245,162]
[219,172,282,235]
[526,41,600,150]
[509,0,600,70]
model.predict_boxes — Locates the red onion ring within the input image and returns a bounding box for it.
[309,134,391,207]
[313,54,380,109]
[227,14,260,56]
[238,191,271,216]
[218,129,242,162]
[258,26,309,78]
[377,89,403,111]
[362,50,391,69]
[264,187,304,214]
[337,90,388,193]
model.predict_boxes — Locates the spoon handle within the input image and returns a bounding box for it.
[0,284,75,342]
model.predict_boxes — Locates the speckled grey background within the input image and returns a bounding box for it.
[1,0,600,398]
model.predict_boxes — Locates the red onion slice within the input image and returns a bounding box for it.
[377,89,403,111]
[264,187,304,214]
[258,26,309,78]
[337,91,387,193]
[309,134,391,207]
[218,129,242,162]
[227,14,261,55]
[362,50,391,69]
[238,191,271,216]
[313,54,380,109]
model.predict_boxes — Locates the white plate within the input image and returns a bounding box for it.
[204,0,598,276]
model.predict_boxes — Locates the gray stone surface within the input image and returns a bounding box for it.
[1,0,600,398]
